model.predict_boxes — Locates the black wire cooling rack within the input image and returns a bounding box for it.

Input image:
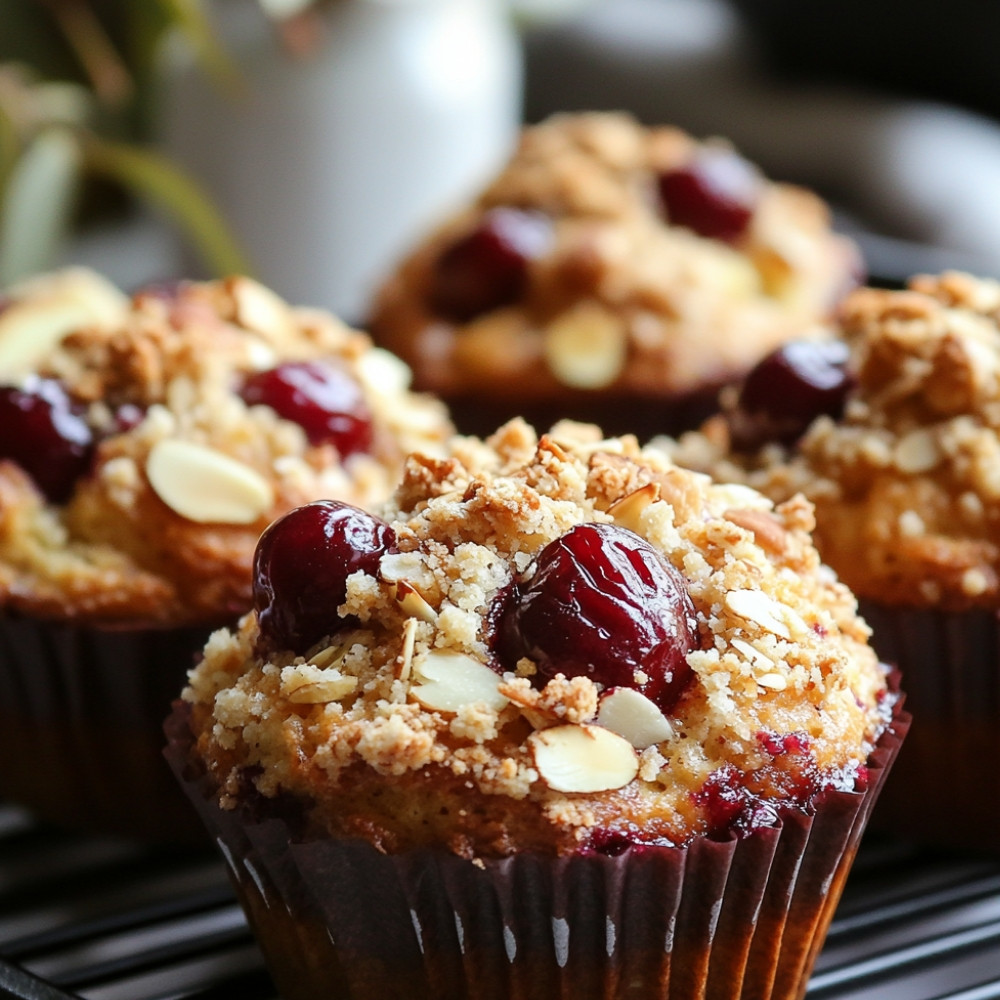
[0,799,999,1000]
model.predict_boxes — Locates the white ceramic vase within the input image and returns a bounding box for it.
[160,0,523,320]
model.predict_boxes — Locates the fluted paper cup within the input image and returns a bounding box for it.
[861,600,998,851]
[0,612,215,842]
[165,689,909,1000]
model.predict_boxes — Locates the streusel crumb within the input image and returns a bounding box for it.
[0,269,451,624]
[185,419,890,856]
[659,271,1000,609]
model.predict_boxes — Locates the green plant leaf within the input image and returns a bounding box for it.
[0,126,82,284]
[83,136,251,277]
[152,0,242,93]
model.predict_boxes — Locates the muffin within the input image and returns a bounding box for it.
[0,267,451,840]
[664,270,1000,849]
[369,111,862,440]
[166,418,907,998]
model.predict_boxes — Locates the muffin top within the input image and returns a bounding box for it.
[667,271,1000,611]
[183,419,892,858]
[369,111,860,417]
[0,268,451,625]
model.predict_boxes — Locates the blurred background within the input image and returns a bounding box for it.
[3,0,1000,319]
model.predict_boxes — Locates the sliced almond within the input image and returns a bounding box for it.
[596,687,672,749]
[395,581,437,623]
[729,637,775,670]
[396,617,419,682]
[607,483,660,534]
[355,347,412,396]
[724,508,787,553]
[225,276,295,341]
[756,673,787,691]
[146,439,274,524]
[893,429,941,474]
[0,287,126,375]
[280,663,358,703]
[529,724,638,793]
[724,589,791,639]
[409,650,509,714]
[543,305,627,389]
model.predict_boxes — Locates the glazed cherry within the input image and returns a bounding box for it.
[240,361,373,459]
[727,339,853,451]
[658,150,760,243]
[253,500,396,653]
[429,207,554,323]
[495,523,697,713]
[0,376,94,502]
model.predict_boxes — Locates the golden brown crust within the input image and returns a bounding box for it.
[184,420,889,856]
[0,270,452,625]
[370,112,860,421]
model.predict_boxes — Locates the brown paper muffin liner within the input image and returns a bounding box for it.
[860,600,999,851]
[165,691,909,1000]
[0,611,217,842]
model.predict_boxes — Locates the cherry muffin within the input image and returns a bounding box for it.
[369,111,862,440]
[665,270,1000,849]
[0,267,451,840]
[166,419,907,999]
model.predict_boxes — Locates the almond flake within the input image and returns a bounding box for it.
[146,440,274,524]
[893,429,941,474]
[729,637,775,669]
[0,285,126,374]
[226,276,295,341]
[395,581,437,623]
[724,589,791,639]
[529,724,638,793]
[356,347,411,396]
[409,650,508,714]
[596,687,672,749]
[396,617,419,682]
[281,665,358,704]
[756,673,787,691]
[543,305,627,389]
[607,483,660,533]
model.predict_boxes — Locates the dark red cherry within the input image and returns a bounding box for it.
[728,339,853,451]
[495,523,697,713]
[429,207,554,323]
[253,500,396,653]
[658,150,760,242]
[240,361,373,459]
[0,377,94,502]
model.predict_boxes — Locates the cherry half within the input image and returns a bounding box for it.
[240,361,373,459]
[495,523,697,713]
[0,377,94,503]
[727,339,853,451]
[429,207,554,323]
[253,500,396,653]
[658,150,760,243]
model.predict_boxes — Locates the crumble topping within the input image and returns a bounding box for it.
[0,269,451,624]
[661,271,1000,609]
[185,419,890,856]
[370,111,860,410]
